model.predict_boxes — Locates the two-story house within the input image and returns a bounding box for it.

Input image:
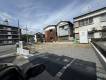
[74,7,106,41]
[44,25,57,42]
[56,21,74,41]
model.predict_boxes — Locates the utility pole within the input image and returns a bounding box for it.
[18,20,20,41]
[26,25,28,44]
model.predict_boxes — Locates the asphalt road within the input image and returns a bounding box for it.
[22,54,96,80]
[0,43,106,80]
[0,56,16,63]
[33,42,106,80]
[0,45,16,56]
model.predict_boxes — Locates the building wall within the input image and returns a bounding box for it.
[0,25,21,45]
[57,21,73,41]
[44,26,57,42]
[74,8,106,21]
[74,10,106,39]
[57,22,70,37]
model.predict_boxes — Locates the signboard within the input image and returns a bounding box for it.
[79,30,88,43]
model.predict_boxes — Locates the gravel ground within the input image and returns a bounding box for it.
[32,42,102,67]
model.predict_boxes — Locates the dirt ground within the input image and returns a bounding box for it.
[30,42,99,63]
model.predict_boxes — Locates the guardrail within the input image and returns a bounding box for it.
[90,41,106,71]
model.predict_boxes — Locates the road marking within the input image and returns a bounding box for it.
[56,58,76,77]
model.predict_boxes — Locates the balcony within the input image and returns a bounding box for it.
[0,29,18,32]
[0,38,19,41]
[0,34,19,36]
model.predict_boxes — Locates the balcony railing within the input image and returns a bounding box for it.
[0,38,19,40]
[0,34,19,35]
[0,29,18,32]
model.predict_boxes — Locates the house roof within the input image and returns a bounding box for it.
[74,7,106,19]
[57,21,73,26]
[43,25,56,30]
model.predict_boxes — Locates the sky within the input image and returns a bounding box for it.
[0,0,106,34]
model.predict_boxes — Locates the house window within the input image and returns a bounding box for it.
[79,20,84,26]
[50,29,53,32]
[102,32,106,38]
[59,26,64,29]
[100,14,106,22]
[79,17,93,27]
[88,34,94,39]
[74,22,79,27]
[64,25,69,30]
[89,18,93,24]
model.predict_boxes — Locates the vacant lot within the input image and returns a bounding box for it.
[31,42,101,67]
[29,42,106,79]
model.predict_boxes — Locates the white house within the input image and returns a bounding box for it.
[56,21,74,41]
[74,7,106,40]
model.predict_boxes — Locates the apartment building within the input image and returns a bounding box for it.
[74,7,106,40]
[0,24,21,45]
[56,21,74,41]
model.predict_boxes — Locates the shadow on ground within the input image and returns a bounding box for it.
[0,56,16,63]
[21,53,97,80]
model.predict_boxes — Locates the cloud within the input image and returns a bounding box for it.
[81,0,106,14]
[0,11,12,20]
[18,0,106,33]
[41,0,90,26]
[41,0,106,28]
[0,0,106,34]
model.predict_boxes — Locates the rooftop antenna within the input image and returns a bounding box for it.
[26,25,29,44]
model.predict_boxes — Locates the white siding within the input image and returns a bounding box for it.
[74,9,106,21]
[57,25,69,36]
[75,28,79,33]
[94,32,102,38]
[75,16,106,32]
[44,26,55,31]
[74,8,106,39]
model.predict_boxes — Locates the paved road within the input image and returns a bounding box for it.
[21,53,97,80]
[0,45,16,56]
[0,42,106,80]
[33,42,106,80]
